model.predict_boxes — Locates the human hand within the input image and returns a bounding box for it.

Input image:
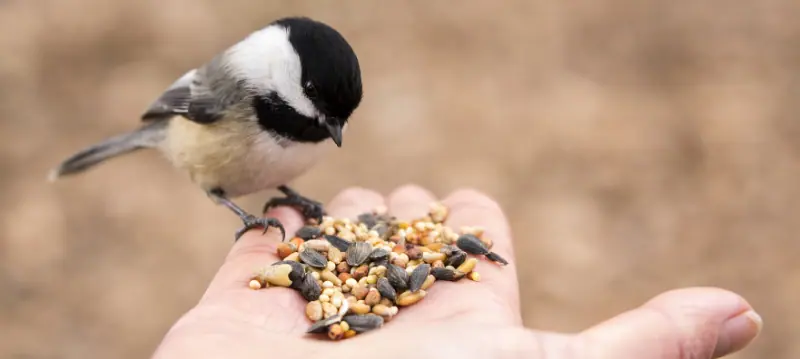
[152,185,763,359]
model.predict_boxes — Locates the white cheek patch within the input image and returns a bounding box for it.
[225,25,319,118]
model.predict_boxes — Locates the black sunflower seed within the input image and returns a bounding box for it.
[273,260,307,285]
[376,277,397,301]
[369,248,389,261]
[343,314,384,333]
[386,264,409,292]
[324,234,351,252]
[306,314,342,334]
[408,263,431,292]
[444,251,467,268]
[299,248,328,269]
[297,272,321,301]
[295,226,322,240]
[357,213,378,229]
[456,234,489,255]
[486,251,509,266]
[346,241,372,266]
[431,267,464,281]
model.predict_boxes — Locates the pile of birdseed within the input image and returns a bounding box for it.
[247,202,508,340]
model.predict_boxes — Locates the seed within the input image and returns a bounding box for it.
[351,284,369,300]
[319,294,330,303]
[369,248,390,261]
[322,302,338,318]
[343,314,384,333]
[431,267,464,281]
[322,281,334,289]
[297,273,322,301]
[306,314,341,334]
[274,260,307,286]
[306,301,323,321]
[372,257,389,268]
[405,245,422,260]
[332,294,343,308]
[277,243,294,259]
[310,271,320,280]
[352,264,369,280]
[444,251,467,268]
[372,265,387,277]
[396,290,426,306]
[457,257,478,274]
[365,288,381,306]
[322,288,335,297]
[349,301,371,315]
[299,248,328,269]
[336,261,351,274]
[408,263,430,292]
[344,329,357,339]
[296,226,322,240]
[386,264,409,292]
[321,270,342,287]
[328,323,344,340]
[339,320,351,333]
[256,264,293,287]
[289,237,305,249]
[456,234,489,255]
[324,227,336,236]
[284,252,300,262]
[357,213,378,229]
[426,243,444,252]
[345,278,358,287]
[325,234,351,252]
[432,260,444,269]
[421,274,435,290]
[371,304,393,318]
[429,202,449,223]
[328,247,343,264]
[392,253,409,268]
[485,252,509,266]
[468,271,481,281]
[304,239,331,253]
[338,272,352,283]
[377,277,397,301]
[422,252,445,263]
[248,279,262,290]
[346,241,373,266]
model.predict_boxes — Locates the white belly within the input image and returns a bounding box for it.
[161,117,335,198]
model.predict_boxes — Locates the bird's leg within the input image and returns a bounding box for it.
[208,189,285,242]
[262,185,325,224]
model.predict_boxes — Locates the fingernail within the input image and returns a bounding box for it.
[714,310,763,358]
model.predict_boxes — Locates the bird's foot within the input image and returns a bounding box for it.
[234,214,286,242]
[263,185,326,224]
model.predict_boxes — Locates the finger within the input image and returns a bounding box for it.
[387,184,437,220]
[205,206,305,295]
[326,187,386,220]
[575,287,763,359]
[437,188,520,324]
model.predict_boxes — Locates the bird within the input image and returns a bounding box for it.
[47,16,363,241]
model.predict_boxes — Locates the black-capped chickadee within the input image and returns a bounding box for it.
[48,16,363,241]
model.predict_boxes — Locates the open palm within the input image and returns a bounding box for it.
[152,185,762,359]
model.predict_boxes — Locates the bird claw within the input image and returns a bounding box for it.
[263,194,326,224]
[234,215,286,242]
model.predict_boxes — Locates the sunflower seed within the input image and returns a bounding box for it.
[343,314,384,333]
[408,263,431,292]
[357,213,378,229]
[346,241,372,266]
[325,234,351,252]
[299,248,328,269]
[372,222,390,238]
[431,267,464,281]
[376,277,397,301]
[307,314,342,334]
[456,234,490,255]
[386,264,409,292]
[444,251,467,268]
[296,226,322,240]
[369,248,390,261]
[486,251,509,266]
[297,273,322,301]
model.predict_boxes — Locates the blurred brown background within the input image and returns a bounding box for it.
[1,0,798,358]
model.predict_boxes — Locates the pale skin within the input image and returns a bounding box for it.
[152,185,763,359]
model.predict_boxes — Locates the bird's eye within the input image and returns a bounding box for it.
[304,82,318,98]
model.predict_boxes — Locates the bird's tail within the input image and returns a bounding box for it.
[47,120,168,181]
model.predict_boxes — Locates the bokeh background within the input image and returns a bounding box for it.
[1,0,798,358]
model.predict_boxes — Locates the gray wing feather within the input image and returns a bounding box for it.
[140,66,225,124]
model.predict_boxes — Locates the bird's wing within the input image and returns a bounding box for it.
[140,67,224,124]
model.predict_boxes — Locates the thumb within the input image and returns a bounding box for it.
[575,287,763,359]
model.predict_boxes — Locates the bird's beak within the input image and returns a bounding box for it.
[324,120,343,147]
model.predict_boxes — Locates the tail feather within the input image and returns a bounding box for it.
[48,120,168,181]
